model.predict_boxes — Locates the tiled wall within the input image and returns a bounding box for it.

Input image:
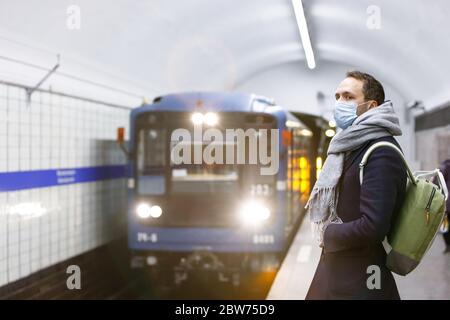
[0,82,130,287]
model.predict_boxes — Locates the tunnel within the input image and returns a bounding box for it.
[0,0,449,307]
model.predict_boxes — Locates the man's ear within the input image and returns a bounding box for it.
[368,100,378,110]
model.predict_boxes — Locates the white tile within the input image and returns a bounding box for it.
[8,267,20,282]
[50,231,58,244]
[0,136,6,147]
[41,138,52,150]
[41,157,51,170]
[20,259,30,277]
[0,87,133,283]
[31,133,40,144]
[7,159,19,172]
[68,240,75,257]
[8,122,20,135]
[19,156,31,171]
[51,127,61,139]
[21,111,31,125]
[39,92,49,106]
[20,121,30,134]
[30,260,40,273]
[7,144,19,158]
[0,193,6,211]
[31,113,40,125]
[20,135,31,149]
[51,158,59,168]
[8,255,19,272]
[40,253,50,269]
[40,246,50,268]
[0,245,6,261]
[30,157,41,170]
[0,157,6,172]
[0,264,7,287]
[8,225,19,244]
[8,243,19,258]
[59,248,67,263]
[0,250,6,266]
[49,253,58,265]
[30,223,40,240]
[19,239,29,254]
[59,157,69,168]
[7,135,19,148]
[41,126,51,138]
[8,268,20,282]
[20,247,30,260]
[30,245,39,263]
[7,111,19,124]
[0,112,7,127]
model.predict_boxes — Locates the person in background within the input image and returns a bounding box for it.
[439,158,450,253]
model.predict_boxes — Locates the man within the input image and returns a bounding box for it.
[305,71,407,299]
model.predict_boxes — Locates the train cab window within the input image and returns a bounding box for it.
[170,139,240,194]
[170,163,239,194]
[137,128,167,195]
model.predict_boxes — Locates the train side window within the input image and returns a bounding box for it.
[287,130,311,225]
[137,129,166,172]
[137,128,167,195]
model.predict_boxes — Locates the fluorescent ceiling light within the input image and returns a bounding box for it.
[292,0,316,69]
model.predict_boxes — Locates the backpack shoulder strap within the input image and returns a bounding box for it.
[359,141,416,186]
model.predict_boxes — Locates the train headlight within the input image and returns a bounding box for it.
[136,203,162,219]
[149,205,162,218]
[191,112,204,125]
[204,112,218,126]
[238,201,271,226]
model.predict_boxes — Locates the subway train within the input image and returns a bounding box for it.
[117,92,322,286]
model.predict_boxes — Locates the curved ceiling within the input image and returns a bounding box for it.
[0,0,449,109]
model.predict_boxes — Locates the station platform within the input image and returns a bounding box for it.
[267,219,450,300]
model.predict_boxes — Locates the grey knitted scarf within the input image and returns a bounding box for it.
[305,100,402,246]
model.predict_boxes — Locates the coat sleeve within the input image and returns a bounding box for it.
[323,147,406,253]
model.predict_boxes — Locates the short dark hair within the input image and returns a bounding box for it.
[346,71,385,106]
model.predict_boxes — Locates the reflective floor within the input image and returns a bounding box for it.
[268,219,450,300]
[394,235,450,299]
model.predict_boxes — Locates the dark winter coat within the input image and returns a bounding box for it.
[306,136,407,300]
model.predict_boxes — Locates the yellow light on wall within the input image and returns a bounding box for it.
[301,170,309,180]
[316,156,323,179]
[299,157,308,169]
[300,129,313,136]
[316,156,322,169]
[325,129,335,137]
[300,180,309,193]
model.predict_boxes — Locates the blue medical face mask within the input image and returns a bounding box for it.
[333,101,359,129]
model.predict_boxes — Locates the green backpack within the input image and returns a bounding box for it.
[359,141,448,276]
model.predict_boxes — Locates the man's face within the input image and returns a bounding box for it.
[335,77,377,116]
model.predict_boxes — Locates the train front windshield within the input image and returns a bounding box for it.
[171,163,239,194]
[134,112,277,227]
